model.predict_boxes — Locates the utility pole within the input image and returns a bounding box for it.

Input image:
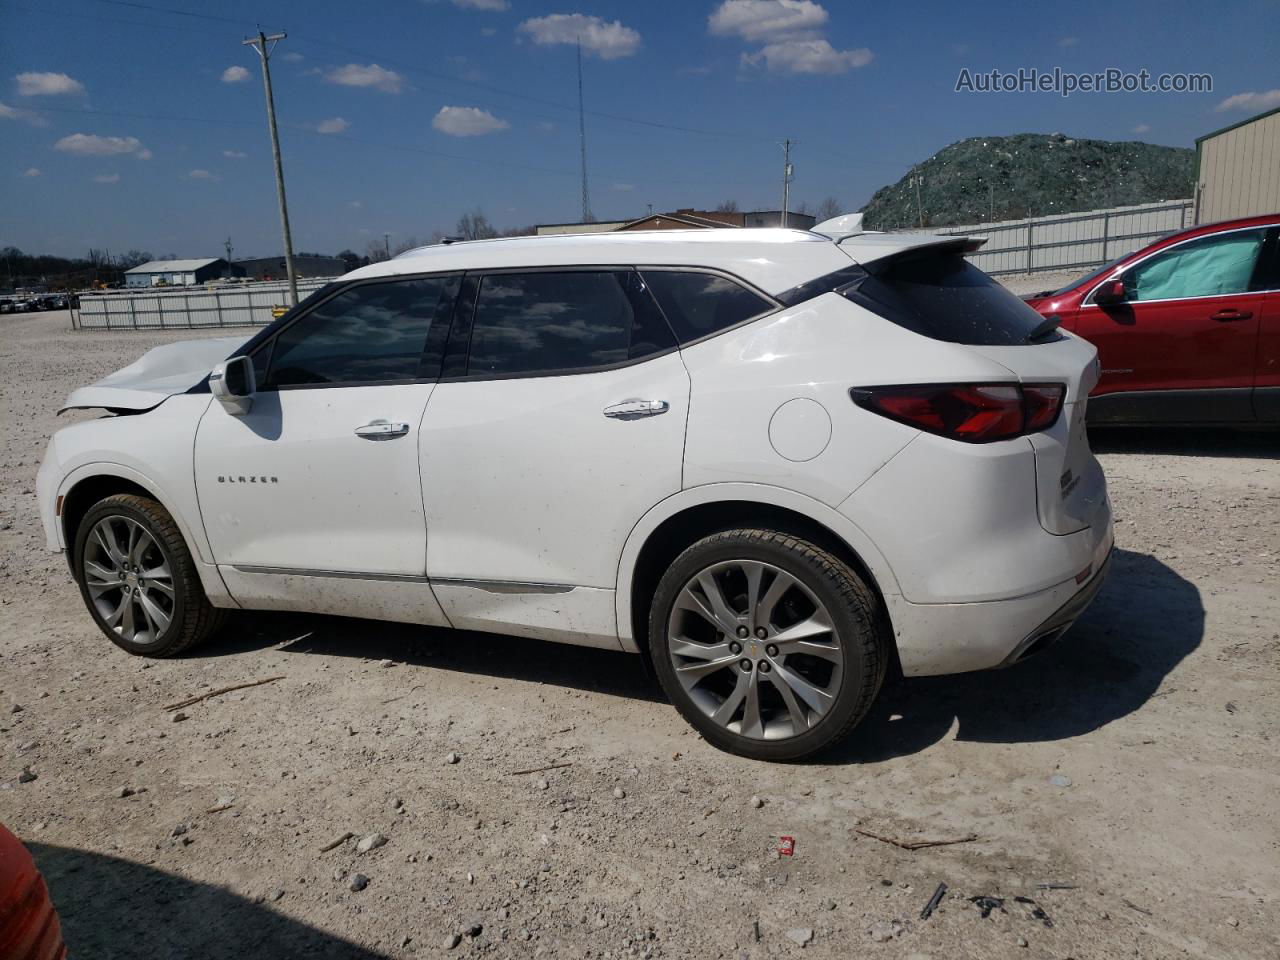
[243,30,298,306]
[224,236,233,264]
[913,173,925,228]
[780,139,794,227]
[384,233,391,260]
[576,39,594,223]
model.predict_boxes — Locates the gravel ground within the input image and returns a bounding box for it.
[2,309,1278,960]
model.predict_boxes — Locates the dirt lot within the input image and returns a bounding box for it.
[2,309,1278,960]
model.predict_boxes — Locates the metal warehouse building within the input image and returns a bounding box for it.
[125,258,233,288]
[1195,106,1280,223]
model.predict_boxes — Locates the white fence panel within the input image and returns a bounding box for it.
[911,199,1194,276]
[72,278,336,330]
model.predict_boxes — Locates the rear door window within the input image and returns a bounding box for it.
[640,270,774,344]
[847,253,1051,346]
[464,270,674,377]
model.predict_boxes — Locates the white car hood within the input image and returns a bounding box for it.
[60,335,250,413]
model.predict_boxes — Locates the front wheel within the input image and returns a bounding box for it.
[649,529,885,761]
[73,494,226,657]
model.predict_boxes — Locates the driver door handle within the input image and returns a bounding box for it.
[354,419,410,440]
[1211,309,1252,322]
[603,399,669,420]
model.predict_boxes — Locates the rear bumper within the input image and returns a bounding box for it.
[885,503,1113,677]
[998,547,1112,667]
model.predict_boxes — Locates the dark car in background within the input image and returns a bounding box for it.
[1025,214,1280,426]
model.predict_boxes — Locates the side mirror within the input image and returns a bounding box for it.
[209,355,255,416]
[1093,278,1127,305]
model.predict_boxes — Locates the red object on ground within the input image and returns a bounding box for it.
[777,836,795,857]
[0,823,66,960]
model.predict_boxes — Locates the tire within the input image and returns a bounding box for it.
[648,529,885,761]
[73,494,227,657]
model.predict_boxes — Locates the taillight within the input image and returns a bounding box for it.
[850,382,1065,443]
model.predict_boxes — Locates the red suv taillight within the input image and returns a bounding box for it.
[850,382,1065,443]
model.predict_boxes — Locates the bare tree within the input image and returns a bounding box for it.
[365,239,389,263]
[793,200,810,216]
[391,235,421,256]
[455,210,498,241]
[816,196,842,221]
[715,200,740,213]
[500,225,537,237]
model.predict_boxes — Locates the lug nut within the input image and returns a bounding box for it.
[766,644,778,657]
[755,627,767,639]
[729,641,742,654]
[736,626,749,639]
[759,661,771,673]
[739,659,753,672]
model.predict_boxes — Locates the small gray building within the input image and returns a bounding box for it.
[1195,105,1280,223]
[125,258,233,288]
[234,256,346,282]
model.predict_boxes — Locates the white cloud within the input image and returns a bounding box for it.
[55,133,150,157]
[611,182,635,191]
[453,0,509,9]
[432,105,509,136]
[742,38,872,74]
[281,52,305,63]
[223,149,247,158]
[23,167,41,177]
[16,71,85,96]
[708,1,827,42]
[1058,36,1079,47]
[325,63,404,93]
[186,169,218,180]
[316,116,349,134]
[348,200,363,209]
[1132,123,1151,134]
[221,65,251,84]
[480,26,498,37]
[518,14,641,60]
[1215,89,1280,113]
[0,101,17,119]
[92,173,120,184]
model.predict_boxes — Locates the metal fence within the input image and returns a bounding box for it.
[71,277,336,330]
[917,199,1194,277]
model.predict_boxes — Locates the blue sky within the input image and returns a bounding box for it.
[2,0,1277,259]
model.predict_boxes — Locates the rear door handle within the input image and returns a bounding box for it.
[603,399,669,420]
[354,419,410,440]
[1211,309,1252,322]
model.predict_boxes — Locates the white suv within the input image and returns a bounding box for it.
[37,224,1113,760]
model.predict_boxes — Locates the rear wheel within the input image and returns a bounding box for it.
[73,494,226,657]
[649,529,885,761]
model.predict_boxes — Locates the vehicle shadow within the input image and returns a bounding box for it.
[826,548,1204,763]
[27,842,388,959]
[202,549,1200,761]
[1089,426,1279,459]
[204,610,664,704]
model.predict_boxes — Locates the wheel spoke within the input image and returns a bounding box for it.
[92,524,125,565]
[710,671,749,725]
[675,584,737,636]
[103,593,129,627]
[770,661,834,717]
[137,590,171,635]
[739,670,764,738]
[119,595,136,637]
[780,639,843,664]
[740,561,765,630]
[755,569,798,628]
[696,572,742,634]
[146,577,175,598]
[772,609,834,645]
[766,670,812,733]
[126,521,142,565]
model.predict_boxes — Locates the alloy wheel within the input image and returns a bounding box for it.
[82,515,175,645]
[666,559,844,741]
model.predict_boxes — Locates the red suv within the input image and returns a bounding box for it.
[1024,214,1280,425]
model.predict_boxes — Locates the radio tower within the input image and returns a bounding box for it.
[577,39,594,223]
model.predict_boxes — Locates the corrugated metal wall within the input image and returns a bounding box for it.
[916,199,1193,276]
[1196,109,1280,223]
[73,277,335,329]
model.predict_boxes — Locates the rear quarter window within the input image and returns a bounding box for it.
[849,253,1052,346]
[640,270,774,344]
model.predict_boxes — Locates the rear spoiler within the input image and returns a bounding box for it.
[776,235,988,308]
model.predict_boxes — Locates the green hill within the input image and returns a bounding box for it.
[860,133,1194,230]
